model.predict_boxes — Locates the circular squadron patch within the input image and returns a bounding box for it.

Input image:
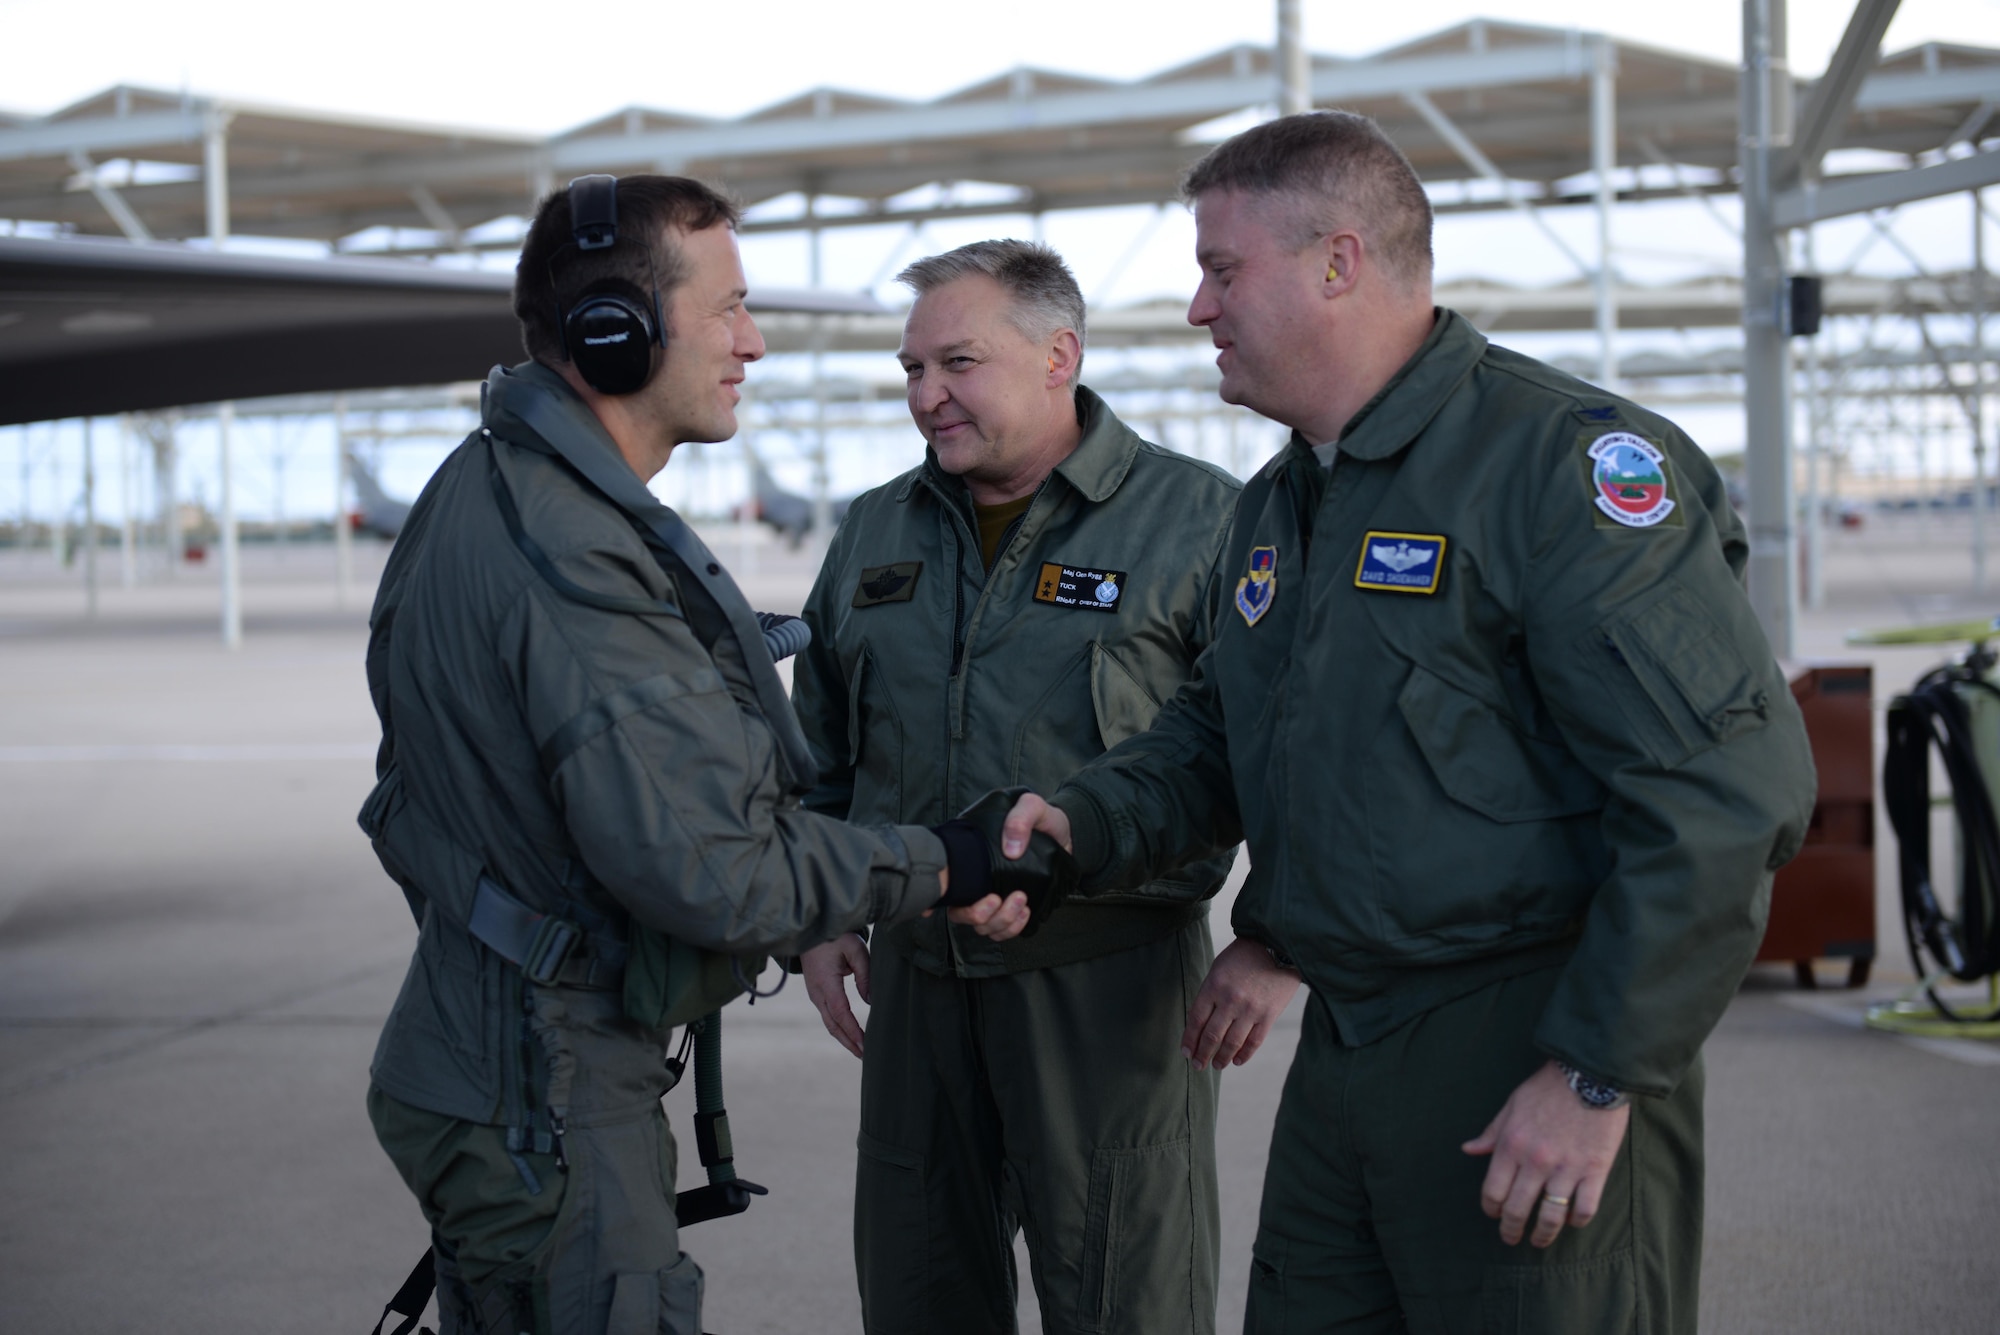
[1587,433,1676,529]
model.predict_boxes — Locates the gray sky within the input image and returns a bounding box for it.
[4,0,1994,132]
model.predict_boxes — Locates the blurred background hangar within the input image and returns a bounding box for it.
[0,1,1995,659]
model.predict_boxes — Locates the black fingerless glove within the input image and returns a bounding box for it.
[929,786,1077,938]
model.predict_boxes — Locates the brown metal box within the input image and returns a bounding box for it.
[1757,664,1876,987]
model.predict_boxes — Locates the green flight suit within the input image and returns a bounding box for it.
[791,387,1242,1335]
[360,362,949,1334]
[1050,313,1817,1333]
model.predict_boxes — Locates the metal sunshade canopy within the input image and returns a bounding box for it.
[0,20,1993,251]
[0,235,884,426]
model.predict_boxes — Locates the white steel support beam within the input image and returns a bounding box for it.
[1781,0,1901,188]
[1277,0,1311,117]
[1801,227,1826,610]
[553,45,1590,173]
[203,110,232,247]
[1743,0,1797,657]
[66,152,154,244]
[1592,40,1619,389]
[1403,90,1595,280]
[1974,188,1989,591]
[1775,150,2000,227]
[218,402,241,648]
[334,395,352,606]
[82,416,97,618]
[0,109,206,164]
[1634,136,1741,238]
[408,183,465,251]
[118,415,136,589]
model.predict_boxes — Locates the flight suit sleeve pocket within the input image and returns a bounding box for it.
[1397,665,1604,823]
[1089,642,1164,751]
[1600,581,1770,768]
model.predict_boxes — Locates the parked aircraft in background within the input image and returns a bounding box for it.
[346,451,413,540]
[740,444,853,547]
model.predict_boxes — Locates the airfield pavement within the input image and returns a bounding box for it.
[1,510,1997,1334]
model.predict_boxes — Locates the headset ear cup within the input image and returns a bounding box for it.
[566,292,656,395]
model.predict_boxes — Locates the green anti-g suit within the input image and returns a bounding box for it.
[360,362,948,1335]
[791,387,1242,1335]
[1050,313,1818,1333]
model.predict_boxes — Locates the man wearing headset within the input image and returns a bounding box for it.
[359,174,1047,1335]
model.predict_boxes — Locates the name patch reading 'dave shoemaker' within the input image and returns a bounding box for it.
[1034,562,1126,613]
[1354,532,1447,595]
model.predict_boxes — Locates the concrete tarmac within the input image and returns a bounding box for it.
[1,521,1996,1333]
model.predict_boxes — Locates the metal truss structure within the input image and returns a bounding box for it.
[4,9,2000,651]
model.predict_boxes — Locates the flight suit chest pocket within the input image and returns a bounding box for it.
[846,644,904,818]
[1398,664,1603,823]
[1089,642,1163,751]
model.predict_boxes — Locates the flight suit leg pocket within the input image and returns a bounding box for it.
[1244,1231,1288,1335]
[855,1131,928,1323]
[606,1252,703,1335]
[1478,1248,1636,1334]
[1075,1137,1194,1334]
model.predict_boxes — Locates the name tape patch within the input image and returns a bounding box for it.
[1034,562,1126,613]
[852,561,922,608]
[1355,532,1447,595]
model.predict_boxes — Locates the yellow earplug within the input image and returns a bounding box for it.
[1326,265,1340,282]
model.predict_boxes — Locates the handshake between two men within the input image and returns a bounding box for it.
[810,787,1302,1074]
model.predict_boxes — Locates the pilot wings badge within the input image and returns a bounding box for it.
[1235,545,1279,626]
[1354,531,1447,595]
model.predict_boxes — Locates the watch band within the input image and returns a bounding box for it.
[1557,1061,1630,1111]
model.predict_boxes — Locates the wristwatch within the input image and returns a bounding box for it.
[1557,1061,1629,1111]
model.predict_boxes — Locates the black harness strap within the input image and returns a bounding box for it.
[370,1247,435,1335]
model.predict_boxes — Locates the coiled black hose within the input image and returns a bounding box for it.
[1882,650,2000,1020]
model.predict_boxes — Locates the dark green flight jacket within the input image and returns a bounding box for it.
[362,362,947,1127]
[792,387,1242,977]
[1053,313,1816,1096]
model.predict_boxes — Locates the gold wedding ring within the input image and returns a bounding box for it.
[1542,1193,1572,1208]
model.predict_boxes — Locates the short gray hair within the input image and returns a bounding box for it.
[898,240,1087,386]
[1182,111,1433,290]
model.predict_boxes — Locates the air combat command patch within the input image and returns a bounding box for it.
[1585,432,1681,529]
[1033,562,1126,613]
[1355,532,1447,595]
[1235,545,1277,625]
[852,561,922,607]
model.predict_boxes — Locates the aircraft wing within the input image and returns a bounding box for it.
[0,235,886,426]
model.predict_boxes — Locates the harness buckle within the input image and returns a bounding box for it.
[522,915,582,986]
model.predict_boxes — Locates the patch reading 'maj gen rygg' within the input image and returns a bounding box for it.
[1034,562,1126,613]
[1354,532,1447,595]
[852,562,922,608]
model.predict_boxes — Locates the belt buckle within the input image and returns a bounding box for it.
[522,916,582,986]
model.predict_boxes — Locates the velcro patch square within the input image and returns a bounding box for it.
[852,562,922,607]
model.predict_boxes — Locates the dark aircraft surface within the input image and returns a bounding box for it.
[743,445,854,547]
[0,234,886,426]
[345,451,413,540]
